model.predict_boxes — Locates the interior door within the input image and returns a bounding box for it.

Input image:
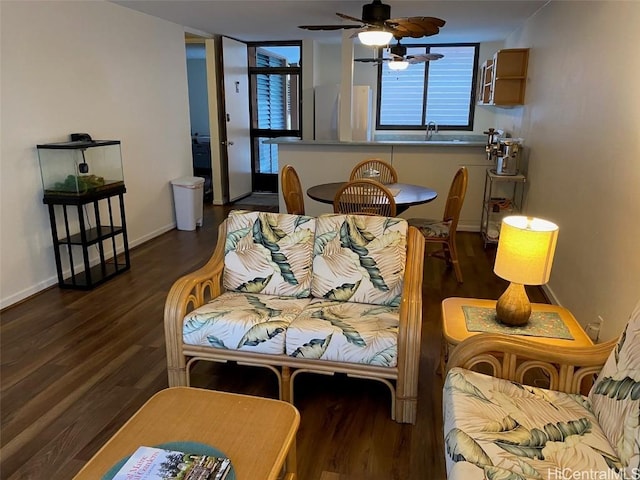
[222,37,252,201]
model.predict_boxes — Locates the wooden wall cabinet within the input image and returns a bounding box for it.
[477,48,529,106]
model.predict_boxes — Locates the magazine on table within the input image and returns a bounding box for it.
[111,445,231,480]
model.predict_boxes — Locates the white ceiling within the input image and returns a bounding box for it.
[111,0,548,44]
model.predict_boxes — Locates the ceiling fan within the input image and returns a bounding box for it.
[355,40,444,69]
[298,0,446,42]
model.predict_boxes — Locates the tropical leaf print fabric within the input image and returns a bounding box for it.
[588,300,640,478]
[223,211,315,298]
[443,368,622,480]
[311,214,407,306]
[183,292,311,354]
[285,299,399,366]
[408,218,451,238]
[183,211,409,365]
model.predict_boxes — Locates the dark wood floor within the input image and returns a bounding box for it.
[0,203,547,480]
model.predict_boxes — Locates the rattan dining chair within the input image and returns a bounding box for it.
[333,179,397,217]
[350,158,398,185]
[408,167,468,283]
[281,164,305,215]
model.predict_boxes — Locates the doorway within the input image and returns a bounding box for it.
[247,42,302,193]
[185,42,213,202]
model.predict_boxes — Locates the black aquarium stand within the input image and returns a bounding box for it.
[43,184,130,290]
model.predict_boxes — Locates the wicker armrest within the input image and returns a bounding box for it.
[445,333,616,394]
[395,226,425,422]
[164,220,227,385]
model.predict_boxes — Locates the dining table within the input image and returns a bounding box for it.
[306,182,438,215]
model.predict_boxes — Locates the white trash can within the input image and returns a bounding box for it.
[171,176,205,231]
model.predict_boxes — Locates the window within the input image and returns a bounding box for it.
[376,44,479,130]
[248,43,301,191]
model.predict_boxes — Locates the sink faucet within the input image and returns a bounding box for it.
[426,121,438,140]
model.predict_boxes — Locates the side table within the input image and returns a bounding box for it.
[440,297,593,373]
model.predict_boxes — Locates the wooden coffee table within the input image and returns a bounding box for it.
[440,297,593,372]
[72,387,300,480]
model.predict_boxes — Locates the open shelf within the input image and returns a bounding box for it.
[44,188,130,290]
[480,169,526,247]
[477,48,529,106]
[61,226,124,245]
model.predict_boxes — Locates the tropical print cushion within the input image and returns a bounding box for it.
[182,292,311,354]
[285,298,399,366]
[311,214,407,306]
[588,299,640,478]
[223,210,315,298]
[407,218,451,238]
[443,367,622,480]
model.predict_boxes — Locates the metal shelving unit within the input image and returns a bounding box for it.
[43,184,130,289]
[480,168,526,247]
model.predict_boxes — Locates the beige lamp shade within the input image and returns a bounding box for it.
[494,216,559,285]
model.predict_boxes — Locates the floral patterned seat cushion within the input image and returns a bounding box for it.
[182,292,311,354]
[407,218,451,238]
[588,300,640,478]
[311,214,407,307]
[285,298,399,366]
[223,210,316,298]
[443,367,621,480]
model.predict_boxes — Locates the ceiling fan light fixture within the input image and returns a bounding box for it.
[388,60,409,71]
[358,29,393,46]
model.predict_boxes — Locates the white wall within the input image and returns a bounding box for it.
[314,40,503,135]
[0,1,193,308]
[497,1,640,340]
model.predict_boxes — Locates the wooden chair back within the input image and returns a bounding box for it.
[281,165,305,215]
[350,158,398,185]
[442,167,469,230]
[333,179,397,217]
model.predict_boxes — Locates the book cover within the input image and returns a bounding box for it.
[111,446,231,480]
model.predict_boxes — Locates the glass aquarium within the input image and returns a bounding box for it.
[37,139,124,197]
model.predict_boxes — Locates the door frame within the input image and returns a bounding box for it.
[247,41,302,193]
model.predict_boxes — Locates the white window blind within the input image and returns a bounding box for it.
[379,45,477,128]
[256,53,286,130]
[256,52,286,172]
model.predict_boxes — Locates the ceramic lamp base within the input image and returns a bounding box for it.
[496,282,531,326]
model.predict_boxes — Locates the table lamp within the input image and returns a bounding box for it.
[493,216,559,326]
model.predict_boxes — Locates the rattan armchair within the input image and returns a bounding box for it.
[350,158,398,184]
[443,301,640,480]
[408,167,468,283]
[445,333,616,393]
[281,164,305,215]
[333,179,397,216]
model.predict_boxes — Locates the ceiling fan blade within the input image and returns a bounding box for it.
[354,58,385,63]
[387,16,446,29]
[406,53,444,63]
[336,12,367,24]
[385,17,446,38]
[299,24,362,31]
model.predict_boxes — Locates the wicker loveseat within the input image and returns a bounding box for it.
[443,300,640,479]
[164,210,425,423]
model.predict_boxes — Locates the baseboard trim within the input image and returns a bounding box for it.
[0,222,176,310]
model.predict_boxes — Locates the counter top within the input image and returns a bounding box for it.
[267,134,486,147]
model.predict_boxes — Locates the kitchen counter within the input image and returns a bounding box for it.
[268,134,486,147]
